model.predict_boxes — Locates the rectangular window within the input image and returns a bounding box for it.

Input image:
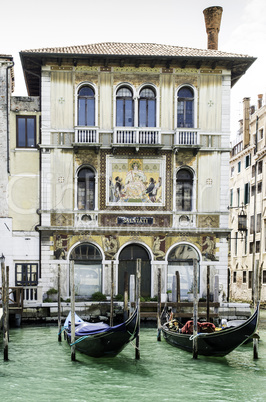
[257,213,261,233]
[250,215,254,234]
[243,271,247,283]
[257,182,262,193]
[244,232,248,254]
[256,241,260,253]
[258,161,263,174]
[263,270,266,284]
[251,184,256,197]
[252,165,256,177]
[233,271,237,283]
[248,271,253,288]
[15,263,38,286]
[249,242,254,254]
[238,161,241,173]
[230,189,233,207]
[231,166,234,177]
[16,116,36,148]
[245,154,251,168]
[265,221,266,251]
[235,232,238,256]
[259,128,264,141]
[237,188,240,207]
[244,182,250,204]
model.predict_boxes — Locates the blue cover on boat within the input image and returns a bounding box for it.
[74,321,111,336]
[63,312,84,329]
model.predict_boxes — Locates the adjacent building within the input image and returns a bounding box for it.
[229,95,266,302]
[1,7,256,306]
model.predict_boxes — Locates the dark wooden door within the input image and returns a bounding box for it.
[118,245,151,297]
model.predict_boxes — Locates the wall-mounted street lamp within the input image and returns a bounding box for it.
[227,203,247,241]
[237,205,247,233]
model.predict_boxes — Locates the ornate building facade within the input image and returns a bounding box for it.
[1,7,256,305]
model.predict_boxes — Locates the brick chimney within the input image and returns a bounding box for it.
[203,6,223,50]
[257,94,263,109]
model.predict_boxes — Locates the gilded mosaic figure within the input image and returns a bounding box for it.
[153,236,166,260]
[102,235,119,259]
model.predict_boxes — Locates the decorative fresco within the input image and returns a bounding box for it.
[153,236,166,260]
[107,156,165,206]
[201,235,217,261]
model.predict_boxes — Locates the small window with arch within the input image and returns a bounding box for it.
[116,86,134,127]
[176,168,193,211]
[138,87,156,127]
[177,86,194,128]
[77,167,95,210]
[78,86,95,126]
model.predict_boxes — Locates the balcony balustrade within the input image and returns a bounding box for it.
[114,127,161,145]
[175,128,200,146]
[74,127,99,144]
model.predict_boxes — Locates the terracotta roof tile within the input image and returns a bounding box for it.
[21,42,251,59]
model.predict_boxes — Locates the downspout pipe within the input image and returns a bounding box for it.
[6,60,14,174]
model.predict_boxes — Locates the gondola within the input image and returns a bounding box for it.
[161,303,259,357]
[63,308,139,358]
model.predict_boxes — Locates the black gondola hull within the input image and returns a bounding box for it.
[65,308,139,358]
[162,304,259,357]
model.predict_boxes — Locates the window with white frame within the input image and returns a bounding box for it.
[16,116,36,148]
[176,168,193,211]
[177,86,194,128]
[116,86,134,127]
[138,87,156,127]
[77,167,95,210]
[78,86,95,126]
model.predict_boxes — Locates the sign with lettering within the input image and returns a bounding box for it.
[117,217,153,225]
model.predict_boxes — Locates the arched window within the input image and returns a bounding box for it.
[176,169,193,211]
[177,86,194,128]
[77,167,95,210]
[138,87,156,127]
[70,243,102,297]
[168,244,199,299]
[116,87,134,127]
[78,86,95,126]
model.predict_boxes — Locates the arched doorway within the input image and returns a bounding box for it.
[118,244,151,297]
[69,243,102,298]
[168,244,199,300]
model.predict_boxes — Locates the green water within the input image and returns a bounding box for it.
[1,313,266,402]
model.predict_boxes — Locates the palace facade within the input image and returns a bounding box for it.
[0,7,256,305]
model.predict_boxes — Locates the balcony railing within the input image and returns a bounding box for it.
[175,128,200,146]
[23,285,43,306]
[74,127,99,144]
[114,127,161,145]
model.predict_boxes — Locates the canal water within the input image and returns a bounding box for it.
[1,311,266,402]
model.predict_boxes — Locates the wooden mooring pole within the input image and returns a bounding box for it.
[110,261,114,327]
[253,260,259,359]
[123,271,129,320]
[157,268,161,341]
[70,259,76,361]
[6,265,10,342]
[193,259,198,360]
[1,257,8,361]
[206,266,210,322]
[135,258,141,360]
[58,264,62,342]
